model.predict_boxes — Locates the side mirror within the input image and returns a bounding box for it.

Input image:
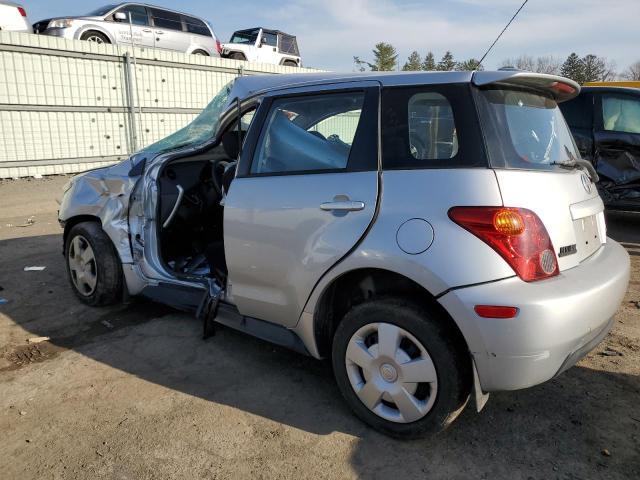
[114,12,127,22]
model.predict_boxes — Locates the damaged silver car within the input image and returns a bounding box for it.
[59,71,630,438]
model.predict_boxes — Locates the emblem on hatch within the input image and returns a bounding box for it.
[581,173,592,194]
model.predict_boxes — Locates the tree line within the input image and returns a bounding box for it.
[355,42,640,85]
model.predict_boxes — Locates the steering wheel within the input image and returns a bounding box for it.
[211,160,230,198]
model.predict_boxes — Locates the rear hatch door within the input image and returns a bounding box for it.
[473,72,606,271]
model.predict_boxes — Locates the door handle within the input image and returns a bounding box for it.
[320,200,365,212]
[155,30,164,34]
[142,28,152,32]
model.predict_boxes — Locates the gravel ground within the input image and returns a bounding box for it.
[0,175,639,480]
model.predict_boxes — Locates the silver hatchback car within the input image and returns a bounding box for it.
[58,71,630,438]
[34,2,221,56]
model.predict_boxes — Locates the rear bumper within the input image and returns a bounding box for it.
[439,239,630,391]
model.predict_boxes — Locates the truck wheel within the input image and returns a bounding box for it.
[283,60,298,67]
[332,297,470,439]
[229,52,246,61]
[65,222,123,306]
[80,31,110,44]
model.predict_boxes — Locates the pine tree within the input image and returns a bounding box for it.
[581,54,606,83]
[421,51,436,71]
[437,51,456,71]
[456,58,484,71]
[371,42,397,71]
[561,52,585,84]
[402,51,422,71]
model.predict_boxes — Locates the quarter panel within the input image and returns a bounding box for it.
[301,169,512,318]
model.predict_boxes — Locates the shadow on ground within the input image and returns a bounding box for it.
[1,213,639,479]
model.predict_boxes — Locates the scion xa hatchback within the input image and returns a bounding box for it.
[58,71,630,438]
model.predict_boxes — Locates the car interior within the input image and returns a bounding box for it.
[156,128,243,283]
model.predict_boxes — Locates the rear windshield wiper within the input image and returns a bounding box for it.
[551,149,600,183]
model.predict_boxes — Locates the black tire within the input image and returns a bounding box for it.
[65,221,123,306]
[80,31,110,44]
[283,60,298,67]
[332,297,470,439]
[228,52,246,61]
[192,49,209,56]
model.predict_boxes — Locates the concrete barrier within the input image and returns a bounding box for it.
[0,31,318,178]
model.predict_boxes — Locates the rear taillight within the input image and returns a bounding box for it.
[448,206,559,282]
[215,39,222,54]
[18,6,27,17]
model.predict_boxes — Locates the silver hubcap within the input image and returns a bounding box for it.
[68,235,97,296]
[345,322,438,423]
[86,36,104,44]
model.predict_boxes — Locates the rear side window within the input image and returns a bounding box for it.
[279,35,299,55]
[602,94,640,134]
[476,87,580,170]
[150,8,182,31]
[381,84,486,169]
[183,15,210,36]
[251,92,365,175]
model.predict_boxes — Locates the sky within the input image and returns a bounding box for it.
[22,0,639,73]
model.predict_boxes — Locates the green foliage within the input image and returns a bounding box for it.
[402,51,422,71]
[456,58,484,71]
[372,42,397,71]
[437,51,456,71]
[561,52,585,84]
[421,51,436,71]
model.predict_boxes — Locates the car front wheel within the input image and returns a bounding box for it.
[65,221,123,306]
[332,298,470,439]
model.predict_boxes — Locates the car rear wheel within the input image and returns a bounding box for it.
[80,31,110,44]
[283,60,298,67]
[332,298,470,439]
[65,222,122,306]
[192,49,209,56]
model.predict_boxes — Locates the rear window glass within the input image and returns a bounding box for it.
[183,15,210,36]
[150,8,182,31]
[476,88,580,170]
[381,84,486,169]
[279,35,299,55]
[251,92,365,175]
[408,93,458,160]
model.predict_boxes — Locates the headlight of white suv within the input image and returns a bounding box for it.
[48,19,74,29]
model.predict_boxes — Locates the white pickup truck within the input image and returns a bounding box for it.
[221,27,301,67]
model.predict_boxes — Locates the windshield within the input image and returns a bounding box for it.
[86,4,117,16]
[476,87,580,170]
[230,29,259,44]
[142,81,233,155]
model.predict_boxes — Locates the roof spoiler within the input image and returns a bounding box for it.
[472,70,580,102]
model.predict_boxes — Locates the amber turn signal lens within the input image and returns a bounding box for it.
[493,210,525,235]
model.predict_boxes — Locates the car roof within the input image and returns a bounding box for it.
[580,86,640,96]
[108,2,207,19]
[226,70,580,104]
[233,27,295,37]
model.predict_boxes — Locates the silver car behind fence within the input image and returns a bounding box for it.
[34,2,221,56]
[58,71,630,439]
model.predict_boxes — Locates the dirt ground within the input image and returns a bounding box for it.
[0,175,638,480]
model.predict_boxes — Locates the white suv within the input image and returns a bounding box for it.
[222,28,301,66]
[0,1,32,33]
